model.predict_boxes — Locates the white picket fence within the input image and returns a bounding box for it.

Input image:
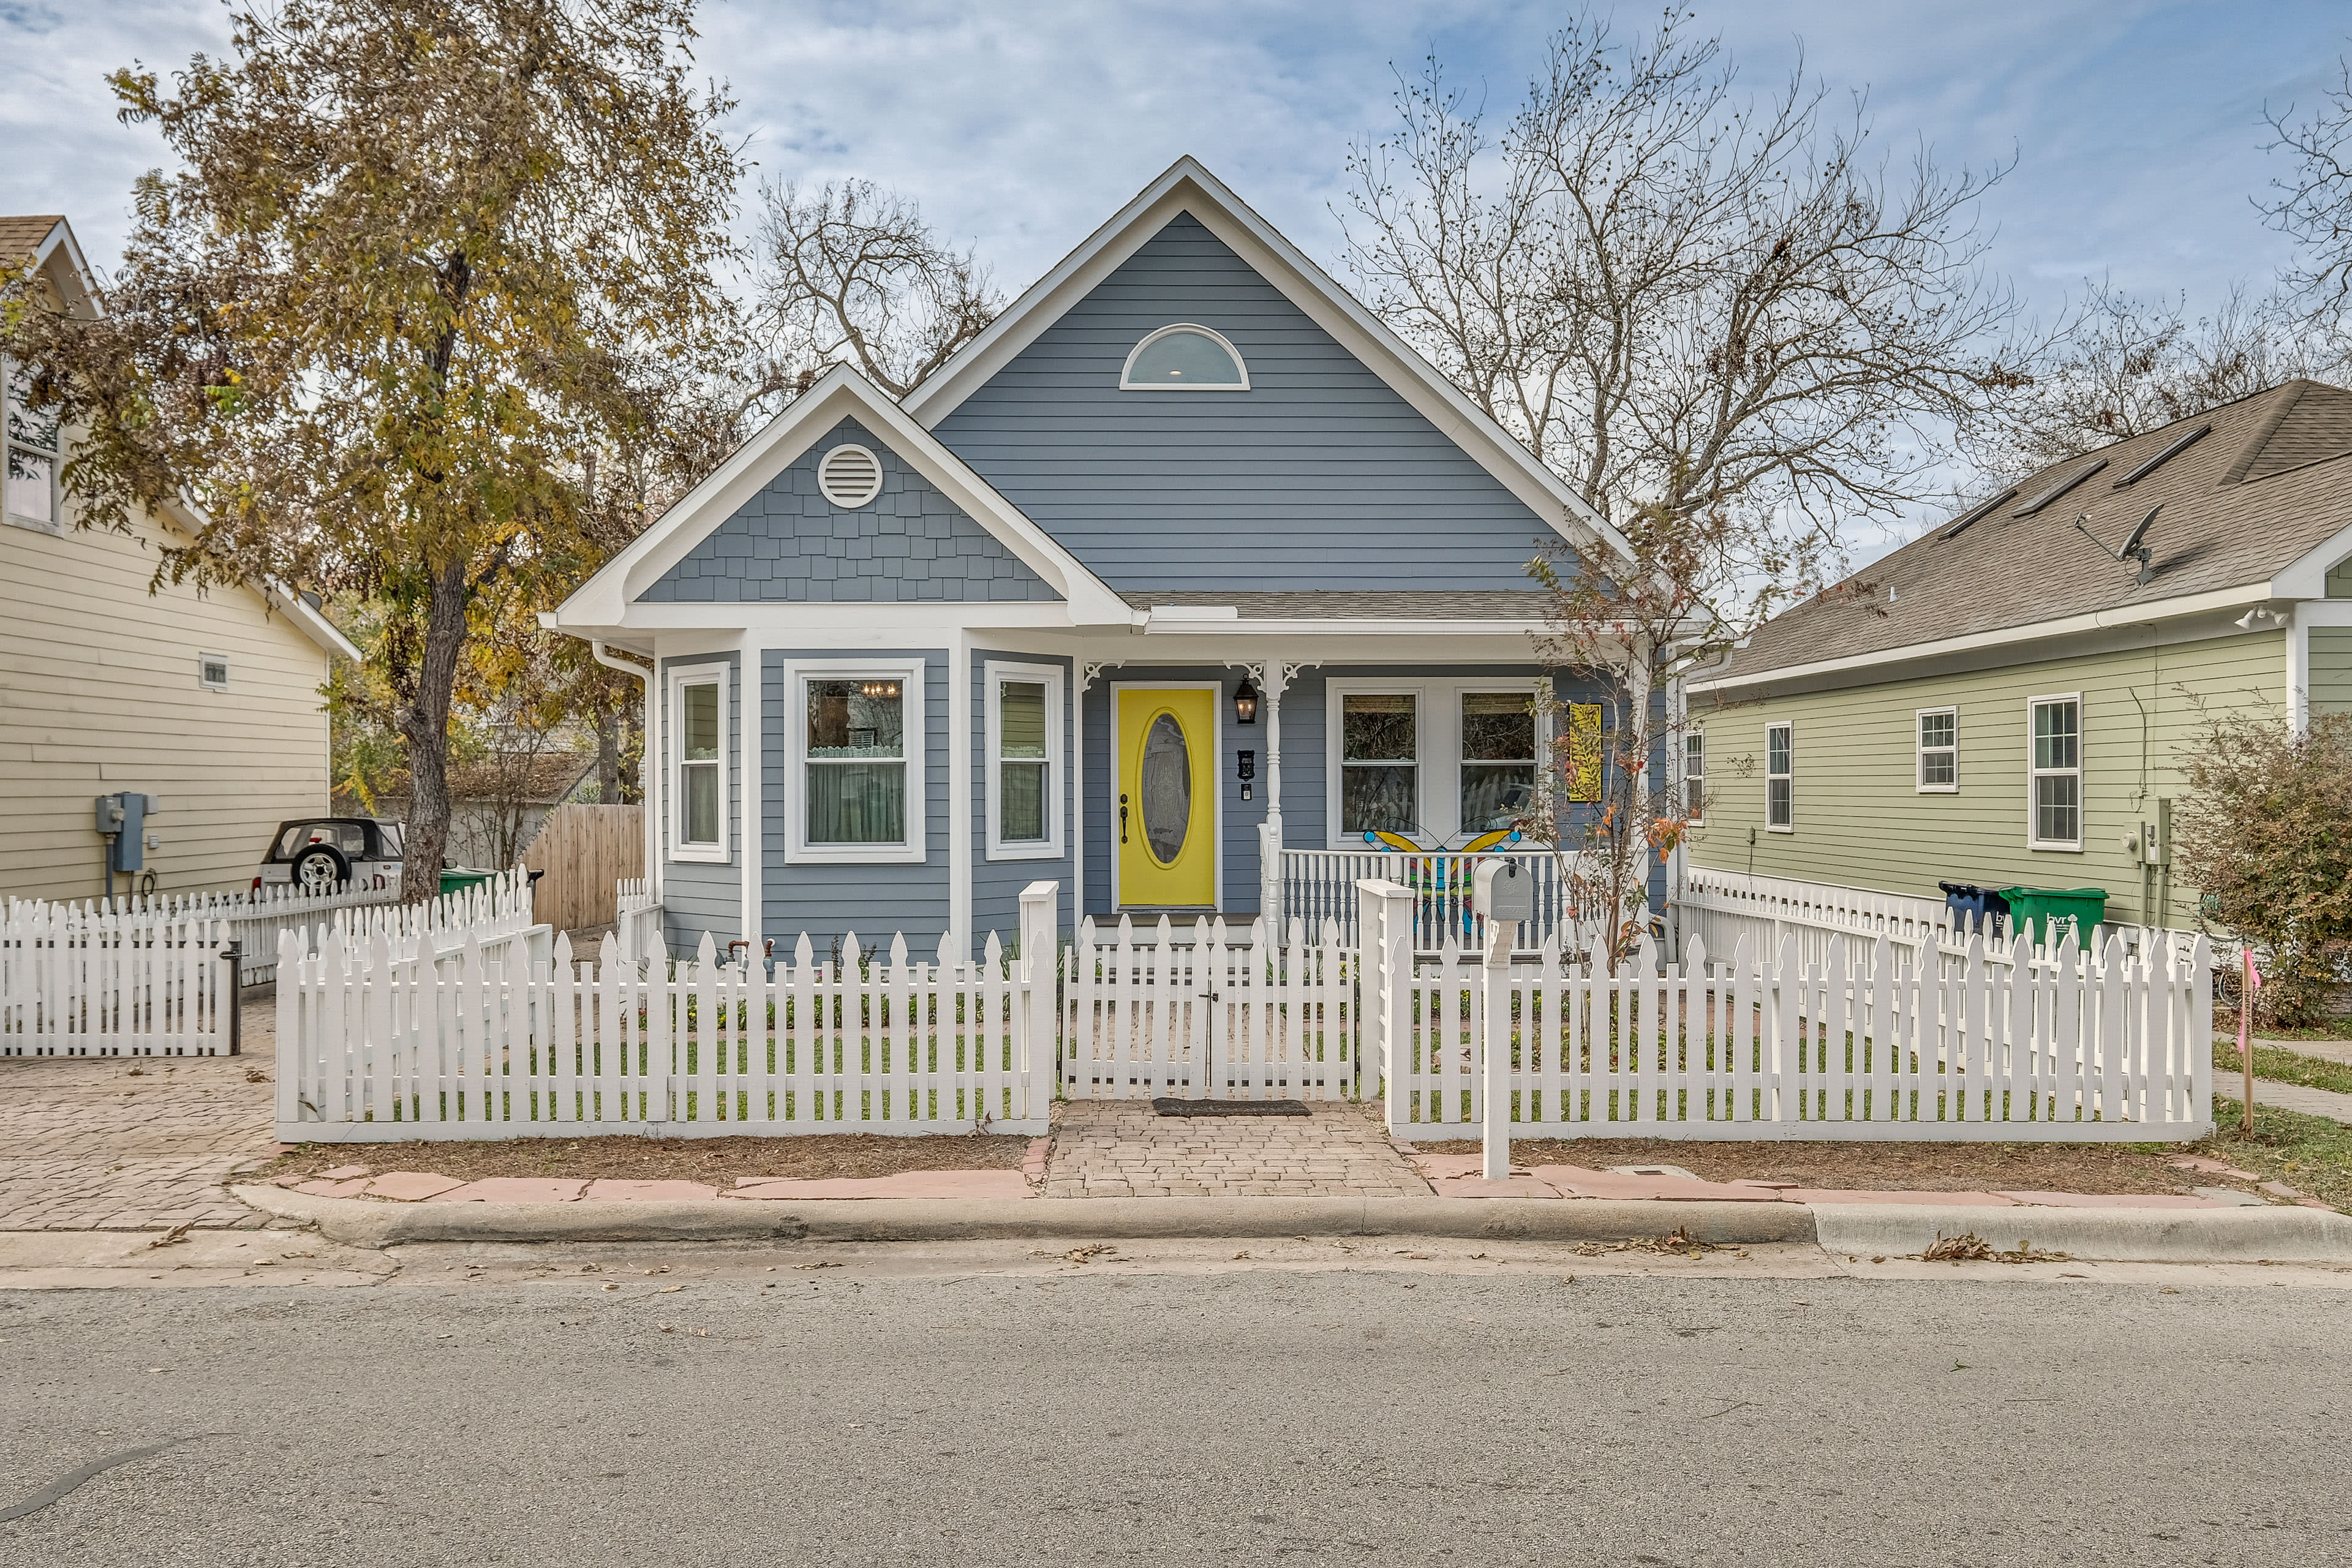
[1,908,238,1056]
[1366,876,2212,1142]
[1059,913,1360,1101]
[7,878,388,988]
[274,882,1058,1142]
[616,878,662,963]
[1677,865,2204,976]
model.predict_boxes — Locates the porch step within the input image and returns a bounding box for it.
[1151,1098,1311,1118]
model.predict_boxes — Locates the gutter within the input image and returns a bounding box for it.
[1690,580,2277,695]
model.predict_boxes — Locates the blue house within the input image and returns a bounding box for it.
[550,159,1636,957]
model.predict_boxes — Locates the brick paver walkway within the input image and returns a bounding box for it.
[0,1004,277,1231]
[1044,1100,1434,1197]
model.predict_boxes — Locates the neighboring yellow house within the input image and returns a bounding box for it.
[1683,379,2352,933]
[1,215,358,903]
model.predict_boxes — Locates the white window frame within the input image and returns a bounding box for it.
[668,663,730,864]
[785,657,925,867]
[3,357,62,535]
[1118,323,1251,391]
[2027,693,2084,851]
[1682,727,1705,824]
[1915,706,1958,793]
[1322,679,1550,847]
[198,653,230,693]
[985,659,1064,861]
[1765,721,1793,832]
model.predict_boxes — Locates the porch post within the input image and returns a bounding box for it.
[1258,661,1288,941]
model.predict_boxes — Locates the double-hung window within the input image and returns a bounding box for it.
[1765,722,1793,831]
[4,363,61,533]
[669,666,728,861]
[986,660,1063,859]
[789,662,924,863]
[1340,693,1419,835]
[2029,696,2081,849]
[1458,692,1536,834]
[1683,729,1705,823]
[1917,707,1958,791]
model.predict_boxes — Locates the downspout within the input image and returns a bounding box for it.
[591,641,658,905]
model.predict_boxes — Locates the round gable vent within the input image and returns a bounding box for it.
[818,443,884,508]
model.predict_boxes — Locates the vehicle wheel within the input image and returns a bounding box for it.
[292,845,350,892]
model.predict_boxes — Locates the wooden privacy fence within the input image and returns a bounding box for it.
[276,882,1057,1142]
[2,908,237,1056]
[1366,877,2212,1142]
[524,804,644,936]
[1060,914,1359,1101]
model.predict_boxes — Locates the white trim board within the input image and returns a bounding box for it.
[549,364,1134,631]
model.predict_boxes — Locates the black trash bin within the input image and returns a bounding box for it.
[1937,881,2010,939]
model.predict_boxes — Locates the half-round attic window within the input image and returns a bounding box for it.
[1120,324,1249,390]
[817,443,883,508]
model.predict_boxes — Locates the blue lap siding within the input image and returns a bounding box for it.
[971,650,1076,954]
[930,214,1571,593]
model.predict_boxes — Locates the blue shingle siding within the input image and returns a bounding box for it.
[638,419,1060,605]
[657,652,741,955]
[761,649,954,952]
[972,650,1076,951]
[930,213,1569,592]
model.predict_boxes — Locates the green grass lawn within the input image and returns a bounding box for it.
[2195,1098,2352,1211]
[2213,1041,2352,1096]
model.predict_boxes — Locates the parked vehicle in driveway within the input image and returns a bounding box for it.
[255,818,406,898]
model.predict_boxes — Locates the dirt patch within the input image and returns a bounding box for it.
[1409,1137,2197,1195]
[260,1132,1033,1185]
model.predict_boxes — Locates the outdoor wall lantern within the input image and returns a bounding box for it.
[1233,677,1258,725]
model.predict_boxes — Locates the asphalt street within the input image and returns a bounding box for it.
[0,1245,2345,1567]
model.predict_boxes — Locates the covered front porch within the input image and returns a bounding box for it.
[1065,590,1618,952]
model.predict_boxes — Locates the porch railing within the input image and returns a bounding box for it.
[1275,846,1597,953]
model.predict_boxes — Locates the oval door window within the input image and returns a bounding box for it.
[1139,712,1192,865]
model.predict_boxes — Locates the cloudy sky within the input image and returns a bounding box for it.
[4,0,2348,546]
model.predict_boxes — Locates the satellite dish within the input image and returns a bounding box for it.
[2072,503,2162,585]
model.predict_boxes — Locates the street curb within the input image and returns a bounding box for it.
[232,1187,1817,1248]
[1812,1204,2352,1265]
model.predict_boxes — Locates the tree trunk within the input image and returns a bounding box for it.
[396,558,472,903]
[595,697,621,804]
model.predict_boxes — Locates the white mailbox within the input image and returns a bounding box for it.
[1473,858,1536,926]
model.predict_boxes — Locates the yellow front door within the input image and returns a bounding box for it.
[1116,688,1217,907]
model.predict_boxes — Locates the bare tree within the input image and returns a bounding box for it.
[1338,9,2026,622]
[2264,56,2352,333]
[752,179,1003,398]
[1964,281,2329,480]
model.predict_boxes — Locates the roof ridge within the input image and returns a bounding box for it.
[2221,379,2313,485]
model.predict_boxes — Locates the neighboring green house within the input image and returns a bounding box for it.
[1681,378,2352,935]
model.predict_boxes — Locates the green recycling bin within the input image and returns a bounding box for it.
[1997,886,2108,948]
[439,866,499,898]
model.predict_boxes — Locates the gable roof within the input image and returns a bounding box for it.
[1696,379,2352,690]
[899,157,1635,570]
[0,215,96,316]
[0,215,64,268]
[549,364,1133,630]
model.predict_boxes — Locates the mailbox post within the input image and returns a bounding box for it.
[1471,859,1535,1180]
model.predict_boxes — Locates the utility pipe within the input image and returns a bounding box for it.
[590,641,657,905]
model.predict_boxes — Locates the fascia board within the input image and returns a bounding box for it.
[1687,580,2275,693]
[901,157,1635,570]
[2271,520,2352,598]
[29,219,98,317]
[150,496,361,661]
[552,366,1129,630]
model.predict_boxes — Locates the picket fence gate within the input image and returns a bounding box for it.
[276,882,1058,1142]
[1059,914,1359,1101]
[1370,910,2213,1142]
[1,908,237,1056]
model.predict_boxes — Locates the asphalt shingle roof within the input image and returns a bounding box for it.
[0,215,61,270]
[1719,379,2352,680]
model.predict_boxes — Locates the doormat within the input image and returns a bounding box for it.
[1152,1098,1312,1118]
